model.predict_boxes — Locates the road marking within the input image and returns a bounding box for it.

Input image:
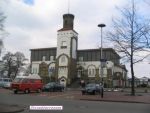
[47,92,79,99]
[65,96,74,99]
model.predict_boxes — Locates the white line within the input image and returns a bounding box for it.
[48,92,79,99]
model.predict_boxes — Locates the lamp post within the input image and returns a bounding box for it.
[98,24,106,85]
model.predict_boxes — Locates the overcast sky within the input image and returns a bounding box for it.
[0,0,150,78]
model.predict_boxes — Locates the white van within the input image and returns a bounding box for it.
[0,78,12,88]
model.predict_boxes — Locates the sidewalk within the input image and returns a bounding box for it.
[0,103,24,113]
[76,91,150,104]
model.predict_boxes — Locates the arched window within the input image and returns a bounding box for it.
[59,55,68,66]
[61,56,66,63]
[88,65,96,77]
[48,63,55,76]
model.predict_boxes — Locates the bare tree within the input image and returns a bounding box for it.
[108,0,150,95]
[2,52,28,79]
[0,39,3,55]
[0,12,6,31]
[14,52,28,77]
[2,52,15,78]
[0,8,6,56]
[0,12,6,55]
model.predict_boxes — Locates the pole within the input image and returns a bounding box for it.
[100,27,103,84]
[98,23,106,98]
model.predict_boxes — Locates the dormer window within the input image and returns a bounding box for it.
[50,56,54,61]
[42,56,46,61]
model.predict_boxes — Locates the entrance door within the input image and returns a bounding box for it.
[60,78,66,87]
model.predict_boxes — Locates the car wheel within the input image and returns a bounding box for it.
[93,90,95,95]
[24,89,29,94]
[49,88,53,92]
[62,88,65,92]
[37,88,41,93]
[14,90,18,94]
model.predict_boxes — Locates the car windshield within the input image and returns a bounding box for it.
[4,79,9,82]
[86,83,95,88]
[13,78,23,83]
[46,82,55,86]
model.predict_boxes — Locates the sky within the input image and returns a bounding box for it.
[0,0,150,78]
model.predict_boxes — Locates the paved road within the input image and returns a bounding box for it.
[0,88,149,113]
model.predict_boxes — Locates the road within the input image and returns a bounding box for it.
[0,88,149,113]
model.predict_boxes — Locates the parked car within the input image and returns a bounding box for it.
[81,83,102,95]
[0,78,12,88]
[137,84,147,87]
[11,74,43,94]
[42,82,64,92]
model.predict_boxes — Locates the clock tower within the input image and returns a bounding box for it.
[56,13,78,86]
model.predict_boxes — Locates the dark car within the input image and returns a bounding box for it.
[81,83,102,95]
[42,82,64,92]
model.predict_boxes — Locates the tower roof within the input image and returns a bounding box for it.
[58,13,75,31]
[63,14,74,18]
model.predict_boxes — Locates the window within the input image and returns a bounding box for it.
[50,56,54,61]
[92,52,96,61]
[22,79,28,83]
[92,69,95,75]
[99,67,107,77]
[62,41,67,46]
[32,68,34,74]
[61,56,66,63]
[88,69,92,75]
[87,52,91,61]
[35,68,37,74]
[4,79,8,82]
[59,55,68,66]
[58,67,68,77]
[61,41,67,48]
[32,68,38,74]
[42,56,46,61]
[49,67,55,73]
[79,57,83,61]
[88,65,96,77]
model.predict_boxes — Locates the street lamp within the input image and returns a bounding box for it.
[98,24,106,85]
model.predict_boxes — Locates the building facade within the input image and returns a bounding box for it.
[127,76,150,87]
[30,13,128,87]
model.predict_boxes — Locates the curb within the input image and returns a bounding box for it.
[0,104,25,113]
[79,99,150,104]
